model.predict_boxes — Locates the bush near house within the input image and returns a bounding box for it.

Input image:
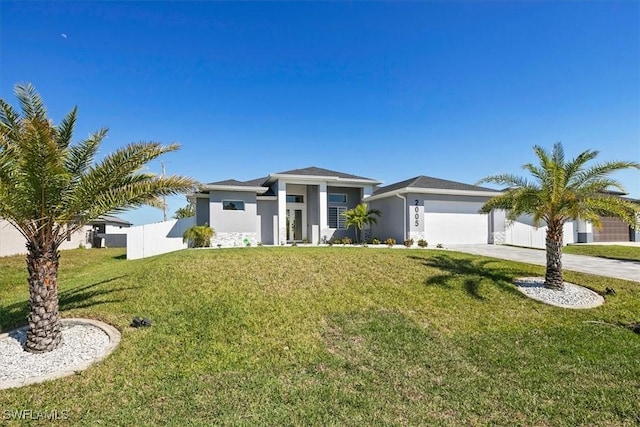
[403,238,414,247]
[417,239,428,248]
[183,225,214,248]
[385,237,396,247]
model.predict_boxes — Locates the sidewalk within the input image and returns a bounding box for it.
[445,244,640,283]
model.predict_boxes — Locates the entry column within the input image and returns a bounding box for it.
[277,181,287,244]
[319,182,328,243]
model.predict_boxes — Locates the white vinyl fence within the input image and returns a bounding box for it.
[126,217,195,260]
[504,219,574,249]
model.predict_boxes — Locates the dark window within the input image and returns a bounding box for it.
[328,206,347,229]
[328,193,347,203]
[223,200,245,211]
[286,195,304,203]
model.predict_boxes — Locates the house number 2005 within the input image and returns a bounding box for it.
[414,199,420,227]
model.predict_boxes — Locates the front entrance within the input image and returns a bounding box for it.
[286,205,306,242]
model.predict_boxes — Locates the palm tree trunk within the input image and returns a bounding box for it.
[24,243,63,353]
[544,220,564,291]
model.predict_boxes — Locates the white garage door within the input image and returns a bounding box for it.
[424,200,489,244]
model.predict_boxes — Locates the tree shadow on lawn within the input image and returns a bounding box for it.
[0,276,135,331]
[408,254,534,300]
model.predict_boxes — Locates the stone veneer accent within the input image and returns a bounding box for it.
[212,232,259,247]
[492,231,506,245]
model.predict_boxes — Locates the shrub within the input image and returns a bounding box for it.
[370,237,381,245]
[403,238,414,247]
[417,239,428,248]
[342,237,352,245]
[436,243,444,249]
[332,237,343,245]
[385,238,396,247]
[183,225,215,248]
[302,238,309,244]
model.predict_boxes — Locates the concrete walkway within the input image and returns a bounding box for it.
[446,244,640,283]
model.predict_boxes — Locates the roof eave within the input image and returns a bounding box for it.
[367,187,503,201]
[203,184,268,193]
[266,173,381,185]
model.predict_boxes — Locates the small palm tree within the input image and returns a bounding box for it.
[183,225,214,248]
[342,203,381,243]
[0,83,198,353]
[478,142,639,290]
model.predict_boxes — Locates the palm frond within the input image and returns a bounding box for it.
[83,175,198,218]
[55,106,77,150]
[15,83,47,120]
[476,173,532,189]
[571,161,640,190]
[564,149,599,183]
[63,127,107,179]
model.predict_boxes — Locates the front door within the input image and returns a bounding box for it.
[286,206,306,242]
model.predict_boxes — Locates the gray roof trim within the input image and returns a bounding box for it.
[89,214,132,227]
[275,166,376,181]
[265,166,381,185]
[373,175,500,195]
[203,184,269,193]
[367,175,503,202]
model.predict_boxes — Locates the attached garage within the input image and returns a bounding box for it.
[423,200,489,244]
[367,175,502,245]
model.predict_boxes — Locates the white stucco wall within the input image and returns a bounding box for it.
[0,220,91,257]
[209,191,259,233]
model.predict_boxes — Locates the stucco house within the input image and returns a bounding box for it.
[0,214,132,257]
[190,167,382,246]
[0,219,91,257]
[88,214,132,248]
[190,166,509,246]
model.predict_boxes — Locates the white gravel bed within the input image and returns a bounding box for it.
[514,277,604,309]
[0,319,120,389]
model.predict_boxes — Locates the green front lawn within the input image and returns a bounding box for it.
[564,244,640,262]
[1,247,639,426]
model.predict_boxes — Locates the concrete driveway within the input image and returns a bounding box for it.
[445,244,640,283]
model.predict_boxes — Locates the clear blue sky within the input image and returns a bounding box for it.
[1,1,638,225]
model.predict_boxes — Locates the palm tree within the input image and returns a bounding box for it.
[183,224,214,248]
[173,204,195,219]
[478,142,639,290]
[342,203,381,243]
[0,83,198,353]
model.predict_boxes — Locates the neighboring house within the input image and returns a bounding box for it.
[366,176,506,245]
[572,196,640,243]
[0,219,91,257]
[190,167,382,246]
[89,215,132,248]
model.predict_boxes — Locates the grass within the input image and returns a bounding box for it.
[1,247,639,426]
[564,244,640,263]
